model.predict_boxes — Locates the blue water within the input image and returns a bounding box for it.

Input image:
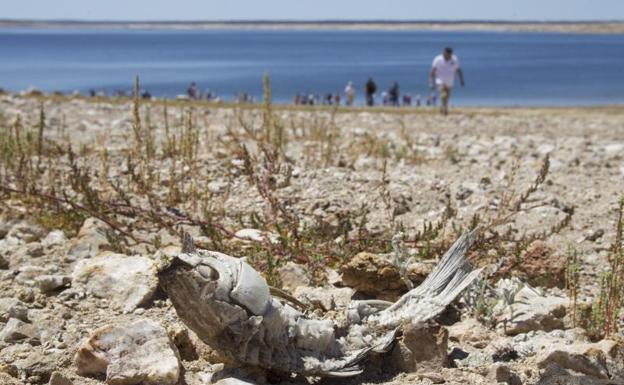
[1,28,623,106]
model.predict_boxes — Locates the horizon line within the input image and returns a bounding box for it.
[2,18,624,24]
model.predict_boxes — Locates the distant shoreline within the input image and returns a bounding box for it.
[4,91,623,110]
[2,19,624,34]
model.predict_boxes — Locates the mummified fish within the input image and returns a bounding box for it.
[158,230,481,377]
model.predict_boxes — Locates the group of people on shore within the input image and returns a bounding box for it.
[186,82,221,102]
[87,47,463,115]
[292,47,464,114]
[293,82,426,107]
[294,79,429,107]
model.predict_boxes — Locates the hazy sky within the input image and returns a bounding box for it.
[3,0,624,21]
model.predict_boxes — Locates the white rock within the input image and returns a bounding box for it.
[66,217,110,260]
[294,286,354,311]
[207,180,228,193]
[0,297,29,322]
[537,143,555,155]
[214,379,257,385]
[35,274,71,292]
[604,143,624,154]
[48,371,73,385]
[0,220,15,239]
[15,265,47,286]
[537,338,623,379]
[487,363,521,385]
[447,318,492,349]
[325,267,342,286]
[72,252,157,312]
[390,322,449,373]
[513,328,588,358]
[0,236,21,257]
[42,230,68,248]
[234,229,279,244]
[22,242,45,258]
[494,281,568,335]
[74,319,180,385]
[6,221,46,243]
[277,262,311,292]
[13,349,59,382]
[0,318,39,344]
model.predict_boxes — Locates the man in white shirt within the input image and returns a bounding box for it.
[429,47,464,115]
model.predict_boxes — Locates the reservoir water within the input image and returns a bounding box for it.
[1,28,623,106]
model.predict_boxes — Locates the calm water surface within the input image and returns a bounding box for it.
[1,28,623,106]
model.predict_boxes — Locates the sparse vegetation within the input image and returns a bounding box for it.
[586,197,624,339]
[566,243,581,327]
[2,79,619,329]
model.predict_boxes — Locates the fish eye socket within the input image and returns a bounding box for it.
[197,265,219,280]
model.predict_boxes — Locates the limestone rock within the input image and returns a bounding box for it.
[49,371,73,385]
[6,221,46,243]
[390,322,449,373]
[293,286,354,311]
[9,242,46,260]
[0,318,39,344]
[66,218,110,260]
[74,319,180,385]
[0,370,19,385]
[277,262,311,292]
[537,339,624,380]
[417,372,446,384]
[23,242,45,258]
[214,379,257,385]
[153,245,182,272]
[0,298,29,322]
[0,255,8,270]
[167,322,231,365]
[487,363,522,385]
[14,350,62,384]
[535,363,615,385]
[168,323,199,361]
[35,275,71,293]
[15,265,47,286]
[448,318,492,349]
[233,229,279,244]
[510,328,586,358]
[341,252,406,300]
[42,230,68,249]
[324,267,342,286]
[495,282,568,335]
[0,236,20,260]
[72,252,157,312]
[585,228,605,242]
[0,220,15,239]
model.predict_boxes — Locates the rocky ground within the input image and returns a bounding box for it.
[0,94,623,385]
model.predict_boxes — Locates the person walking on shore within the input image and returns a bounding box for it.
[344,81,355,106]
[365,77,377,106]
[389,81,400,107]
[187,82,199,100]
[430,47,464,115]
